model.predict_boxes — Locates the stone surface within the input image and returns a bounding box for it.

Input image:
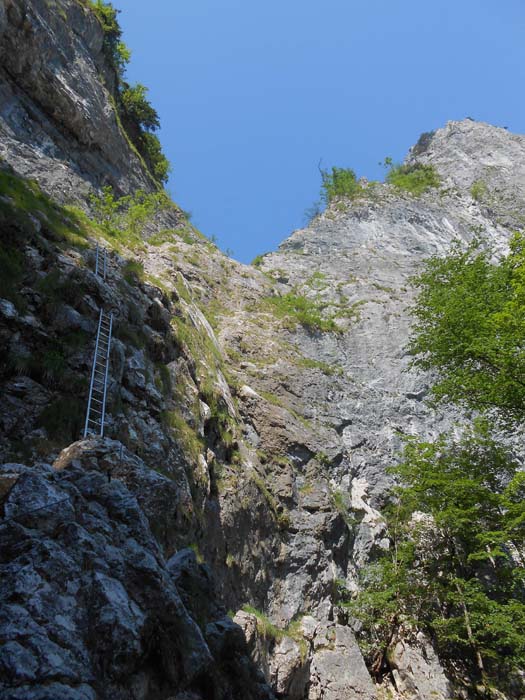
[0,447,274,700]
[308,625,376,700]
[387,634,452,700]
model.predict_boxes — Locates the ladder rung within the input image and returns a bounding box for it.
[92,398,103,405]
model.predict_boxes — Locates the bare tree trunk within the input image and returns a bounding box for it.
[454,580,484,675]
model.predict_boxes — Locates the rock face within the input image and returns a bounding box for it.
[0,442,274,700]
[1,1,524,698]
[0,0,154,200]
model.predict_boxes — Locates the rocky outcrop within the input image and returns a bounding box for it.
[0,441,274,700]
[0,0,154,200]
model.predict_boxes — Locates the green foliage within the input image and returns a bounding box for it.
[241,606,308,657]
[42,350,67,383]
[470,179,488,201]
[121,83,160,132]
[89,186,171,244]
[386,162,440,196]
[252,472,291,530]
[161,410,204,465]
[409,234,525,424]
[85,1,170,183]
[0,170,91,248]
[122,260,145,284]
[242,606,286,642]
[139,132,171,184]
[155,363,172,397]
[88,1,129,76]
[251,253,267,267]
[295,356,342,376]
[350,424,525,682]
[264,292,340,333]
[38,396,85,442]
[321,167,361,204]
[188,542,205,564]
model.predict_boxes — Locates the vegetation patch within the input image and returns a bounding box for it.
[242,606,309,658]
[295,356,342,376]
[252,472,291,530]
[470,179,488,201]
[38,396,85,443]
[348,424,525,685]
[321,167,362,203]
[0,170,92,248]
[122,260,145,284]
[263,292,340,333]
[386,162,440,196]
[84,1,170,183]
[161,410,204,465]
[251,253,268,268]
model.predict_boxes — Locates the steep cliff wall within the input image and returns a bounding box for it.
[1,3,524,699]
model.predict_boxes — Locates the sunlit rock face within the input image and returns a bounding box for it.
[0,2,522,695]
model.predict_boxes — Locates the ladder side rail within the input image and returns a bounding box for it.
[99,312,113,437]
[83,309,103,438]
[95,242,99,277]
[103,248,107,281]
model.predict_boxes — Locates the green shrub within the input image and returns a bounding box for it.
[162,410,204,464]
[321,167,361,203]
[139,132,171,184]
[251,253,267,268]
[349,425,525,682]
[85,1,170,184]
[386,162,440,196]
[88,1,129,77]
[89,186,171,244]
[265,293,340,333]
[38,396,85,442]
[42,350,67,383]
[121,83,160,132]
[295,356,341,375]
[122,260,145,284]
[470,179,488,201]
[242,606,285,642]
[0,171,91,247]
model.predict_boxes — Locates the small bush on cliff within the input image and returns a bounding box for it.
[470,178,488,201]
[88,1,130,76]
[264,292,340,333]
[386,162,440,196]
[321,167,362,203]
[89,186,171,243]
[121,84,160,132]
[139,132,171,184]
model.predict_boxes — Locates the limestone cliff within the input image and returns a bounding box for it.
[1,2,524,699]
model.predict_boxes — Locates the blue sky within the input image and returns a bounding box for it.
[118,0,525,262]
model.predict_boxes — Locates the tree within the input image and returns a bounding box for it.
[409,234,525,424]
[121,83,160,132]
[349,424,525,683]
[320,166,361,203]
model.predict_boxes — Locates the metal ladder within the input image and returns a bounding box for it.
[83,308,113,438]
[95,242,107,281]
